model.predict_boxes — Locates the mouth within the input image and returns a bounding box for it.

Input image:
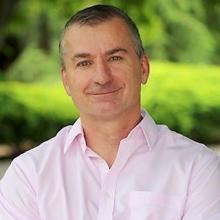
[87,88,122,95]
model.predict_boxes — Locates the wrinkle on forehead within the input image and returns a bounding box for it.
[61,17,136,56]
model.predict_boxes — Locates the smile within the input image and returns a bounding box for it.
[87,88,122,95]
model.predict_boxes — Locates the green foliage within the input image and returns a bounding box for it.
[6,46,60,82]
[165,16,215,63]
[0,82,78,147]
[150,0,215,63]
[1,0,220,68]
[141,61,220,143]
[203,0,220,64]
[0,62,220,147]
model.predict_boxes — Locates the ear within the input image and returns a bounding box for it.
[61,68,71,96]
[140,55,150,85]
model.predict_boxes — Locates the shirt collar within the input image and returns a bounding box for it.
[63,108,159,154]
[139,108,159,151]
[64,118,84,154]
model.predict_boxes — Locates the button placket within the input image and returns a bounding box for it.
[97,171,118,220]
[97,134,142,220]
[97,159,110,187]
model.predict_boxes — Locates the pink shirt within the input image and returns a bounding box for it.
[1,110,220,220]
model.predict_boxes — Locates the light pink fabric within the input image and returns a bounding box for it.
[1,110,220,220]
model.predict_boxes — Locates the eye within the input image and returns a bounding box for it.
[76,60,92,67]
[109,56,123,61]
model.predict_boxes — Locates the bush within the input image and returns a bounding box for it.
[5,46,60,83]
[166,16,215,63]
[0,82,78,148]
[154,1,216,64]
[0,61,220,149]
[141,61,220,143]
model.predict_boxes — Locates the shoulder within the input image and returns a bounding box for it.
[0,125,75,219]
[12,125,73,170]
[155,125,220,196]
[0,125,74,189]
[155,124,219,164]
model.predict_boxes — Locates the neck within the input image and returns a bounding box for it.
[80,109,142,167]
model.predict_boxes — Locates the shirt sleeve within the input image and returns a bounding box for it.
[182,148,220,220]
[0,156,40,220]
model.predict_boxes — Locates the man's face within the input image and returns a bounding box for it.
[61,17,149,120]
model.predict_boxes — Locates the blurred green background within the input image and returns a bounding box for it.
[0,0,220,156]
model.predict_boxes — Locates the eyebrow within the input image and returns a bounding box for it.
[71,47,128,61]
[105,47,128,55]
[72,53,92,61]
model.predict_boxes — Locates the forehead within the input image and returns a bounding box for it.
[62,17,134,54]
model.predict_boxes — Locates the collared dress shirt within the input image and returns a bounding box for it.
[0,110,220,220]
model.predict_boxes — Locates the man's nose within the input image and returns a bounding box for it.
[93,58,112,85]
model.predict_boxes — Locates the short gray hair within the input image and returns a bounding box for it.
[59,4,144,68]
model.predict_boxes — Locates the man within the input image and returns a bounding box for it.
[0,4,220,220]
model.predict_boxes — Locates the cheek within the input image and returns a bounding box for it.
[69,74,90,95]
[122,66,142,86]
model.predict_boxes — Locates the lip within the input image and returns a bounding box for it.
[87,88,122,95]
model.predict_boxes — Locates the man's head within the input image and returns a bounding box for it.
[60,4,149,121]
[59,4,145,69]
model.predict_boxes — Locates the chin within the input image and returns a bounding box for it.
[88,105,122,119]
